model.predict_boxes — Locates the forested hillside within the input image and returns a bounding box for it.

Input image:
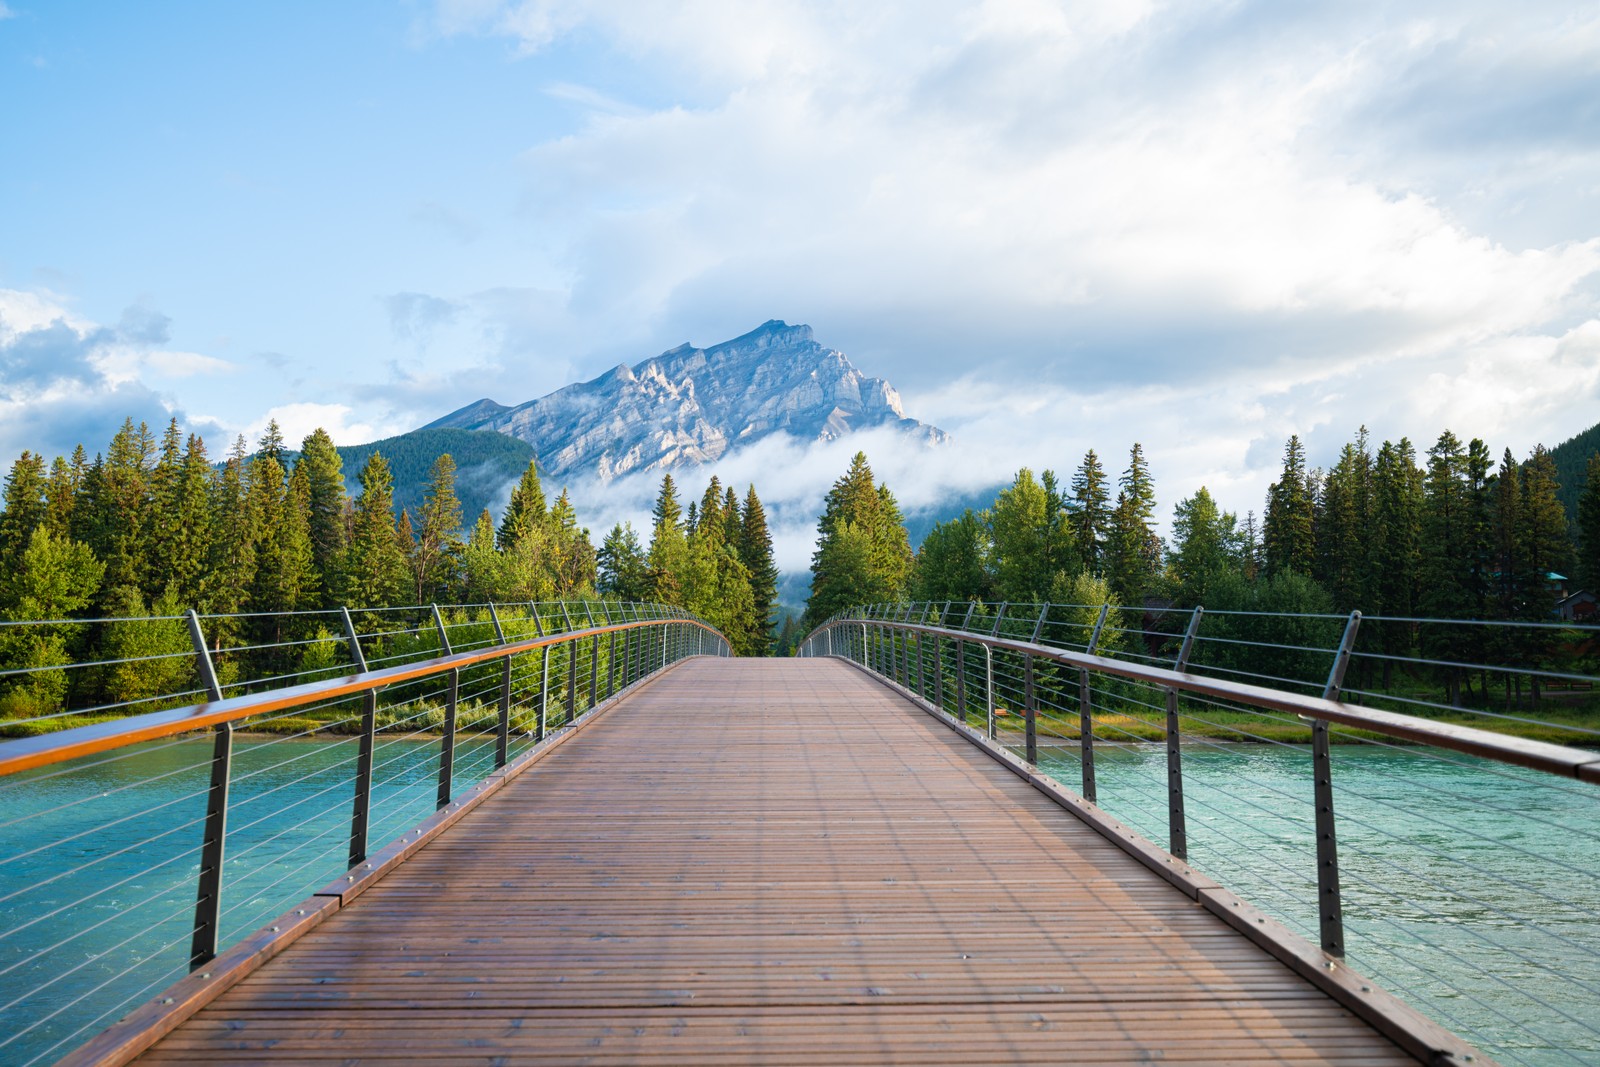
[0,417,782,723]
[329,428,535,521]
[808,428,1600,635]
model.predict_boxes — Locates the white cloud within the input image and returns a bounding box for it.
[422,0,1600,535]
[246,402,404,449]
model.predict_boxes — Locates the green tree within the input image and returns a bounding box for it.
[1168,487,1236,606]
[147,426,213,608]
[1070,450,1110,575]
[0,450,48,577]
[1577,453,1600,594]
[0,528,104,717]
[911,511,990,602]
[598,522,651,601]
[1520,445,1572,602]
[1104,444,1161,606]
[1314,430,1374,611]
[804,453,912,626]
[412,454,464,603]
[43,447,86,541]
[460,509,505,604]
[739,486,780,648]
[1263,435,1316,578]
[298,428,348,605]
[497,461,547,550]
[988,469,1054,601]
[647,473,689,605]
[343,453,409,608]
[81,418,155,602]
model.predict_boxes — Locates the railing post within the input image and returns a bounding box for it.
[338,607,377,867]
[566,630,579,725]
[339,606,368,673]
[588,629,599,711]
[984,644,996,740]
[1166,607,1204,861]
[186,610,230,971]
[1314,611,1362,958]
[933,628,945,711]
[431,603,453,656]
[956,637,967,725]
[489,604,510,770]
[349,690,377,868]
[1080,603,1109,804]
[962,601,977,632]
[1032,603,1049,643]
[1024,652,1037,765]
[608,626,618,698]
[437,665,458,810]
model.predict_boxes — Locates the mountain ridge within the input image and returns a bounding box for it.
[425,320,948,481]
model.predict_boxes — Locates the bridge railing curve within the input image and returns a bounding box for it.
[803,601,1600,1067]
[0,600,728,1067]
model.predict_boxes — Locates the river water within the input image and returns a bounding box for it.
[2,736,1597,1066]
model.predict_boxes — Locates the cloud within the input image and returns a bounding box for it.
[0,289,239,463]
[384,291,462,342]
[419,0,1600,534]
[246,402,401,449]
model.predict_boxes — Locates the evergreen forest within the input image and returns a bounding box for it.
[0,419,780,722]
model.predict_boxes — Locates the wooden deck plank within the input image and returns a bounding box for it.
[134,658,1418,1065]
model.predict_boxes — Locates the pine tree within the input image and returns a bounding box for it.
[739,486,779,648]
[722,485,742,552]
[1070,450,1110,575]
[1168,487,1236,606]
[911,511,991,603]
[343,453,409,608]
[647,474,689,605]
[256,419,286,466]
[84,418,155,601]
[1577,454,1600,594]
[1263,435,1316,578]
[1493,448,1524,617]
[205,436,258,622]
[1040,469,1079,584]
[0,527,104,716]
[1314,430,1373,611]
[497,461,547,550]
[988,468,1051,601]
[805,453,912,627]
[0,451,48,577]
[413,454,464,603]
[43,454,78,540]
[598,522,651,601]
[1368,438,1422,685]
[298,429,348,605]
[249,453,316,619]
[460,509,504,605]
[1103,444,1161,606]
[1519,445,1572,599]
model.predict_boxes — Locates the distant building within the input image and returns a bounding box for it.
[1558,590,1598,623]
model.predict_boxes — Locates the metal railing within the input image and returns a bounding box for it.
[0,600,728,1067]
[802,601,1600,1067]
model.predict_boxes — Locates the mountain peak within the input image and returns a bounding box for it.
[426,322,947,481]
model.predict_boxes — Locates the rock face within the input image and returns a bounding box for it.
[425,320,949,481]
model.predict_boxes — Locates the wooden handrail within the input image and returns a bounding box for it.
[813,617,1600,785]
[0,617,723,777]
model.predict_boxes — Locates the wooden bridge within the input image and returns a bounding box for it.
[68,657,1473,1066]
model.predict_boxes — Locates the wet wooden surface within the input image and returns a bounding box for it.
[136,658,1417,1064]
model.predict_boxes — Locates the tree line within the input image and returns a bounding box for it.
[805,433,1600,700]
[0,418,780,720]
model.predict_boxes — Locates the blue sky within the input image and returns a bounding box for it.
[3,1,1600,566]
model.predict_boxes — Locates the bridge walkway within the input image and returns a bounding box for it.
[132,657,1419,1065]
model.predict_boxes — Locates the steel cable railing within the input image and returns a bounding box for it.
[0,599,728,1067]
[805,600,1600,1067]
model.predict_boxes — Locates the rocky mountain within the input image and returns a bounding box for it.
[424,320,948,481]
